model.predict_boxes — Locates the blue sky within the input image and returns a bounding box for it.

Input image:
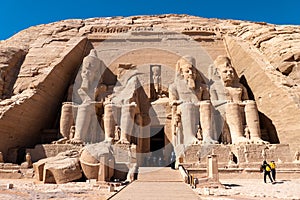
[1,0,299,40]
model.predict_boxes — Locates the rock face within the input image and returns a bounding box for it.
[0,14,299,162]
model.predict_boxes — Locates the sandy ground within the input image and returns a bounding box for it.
[0,179,121,200]
[194,179,300,200]
[0,178,299,200]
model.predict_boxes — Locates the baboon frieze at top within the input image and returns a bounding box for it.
[0,15,299,172]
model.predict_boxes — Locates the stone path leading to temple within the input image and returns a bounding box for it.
[109,167,201,200]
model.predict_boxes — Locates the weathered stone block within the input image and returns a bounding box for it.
[43,157,82,184]
[33,150,81,184]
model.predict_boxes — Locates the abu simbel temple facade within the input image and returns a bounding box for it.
[0,14,300,183]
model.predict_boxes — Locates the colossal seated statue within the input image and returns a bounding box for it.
[169,55,217,146]
[58,51,140,146]
[69,49,105,144]
[103,64,140,144]
[211,55,268,144]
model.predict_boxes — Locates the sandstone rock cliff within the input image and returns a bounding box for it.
[0,14,299,161]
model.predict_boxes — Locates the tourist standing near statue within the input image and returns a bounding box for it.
[269,160,276,181]
[261,160,274,184]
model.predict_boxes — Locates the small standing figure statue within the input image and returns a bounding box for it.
[25,153,33,168]
[0,152,4,163]
[21,152,33,168]
[151,65,161,97]
[261,148,267,160]
[69,126,75,140]
[294,151,300,162]
[66,126,76,144]
[196,125,203,142]
[244,146,250,163]
[227,151,238,168]
[114,125,121,142]
[173,113,183,145]
[196,150,201,163]
[228,152,235,164]
[244,125,250,140]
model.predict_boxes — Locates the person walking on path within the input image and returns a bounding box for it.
[269,160,276,181]
[261,160,274,184]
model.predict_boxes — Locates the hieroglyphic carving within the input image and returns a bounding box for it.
[182,26,224,40]
[90,26,131,34]
[89,25,154,34]
[183,26,222,32]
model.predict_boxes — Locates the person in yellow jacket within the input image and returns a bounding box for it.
[261,160,274,183]
[269,160,276,181]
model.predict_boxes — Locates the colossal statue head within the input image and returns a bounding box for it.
[214,55,236,86]
[176,55,197,89]
[81,49,99,86]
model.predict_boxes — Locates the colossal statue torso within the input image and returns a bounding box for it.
[169,78,204,104]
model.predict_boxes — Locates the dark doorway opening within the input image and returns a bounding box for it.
[150,126,165,152]
[145,126,165,167]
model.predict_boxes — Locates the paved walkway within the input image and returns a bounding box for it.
[110,167,200,200]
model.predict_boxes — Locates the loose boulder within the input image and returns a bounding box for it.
[33,150,81,184]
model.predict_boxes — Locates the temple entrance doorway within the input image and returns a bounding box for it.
[146,126,166,167]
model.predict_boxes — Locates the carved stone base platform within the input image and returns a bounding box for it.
[183,143,300,180]
[184,143,293,167]
[26,144,83,162]
[185,165,300,180]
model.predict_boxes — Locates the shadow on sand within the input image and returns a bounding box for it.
[223,183,241,187]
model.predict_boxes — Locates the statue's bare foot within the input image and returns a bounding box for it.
[104,137,113,143]
[116,139,130,144]
[52,137,68,144]
[250,137,269,144]
[233,137,250,145]
[68,138,83,145]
